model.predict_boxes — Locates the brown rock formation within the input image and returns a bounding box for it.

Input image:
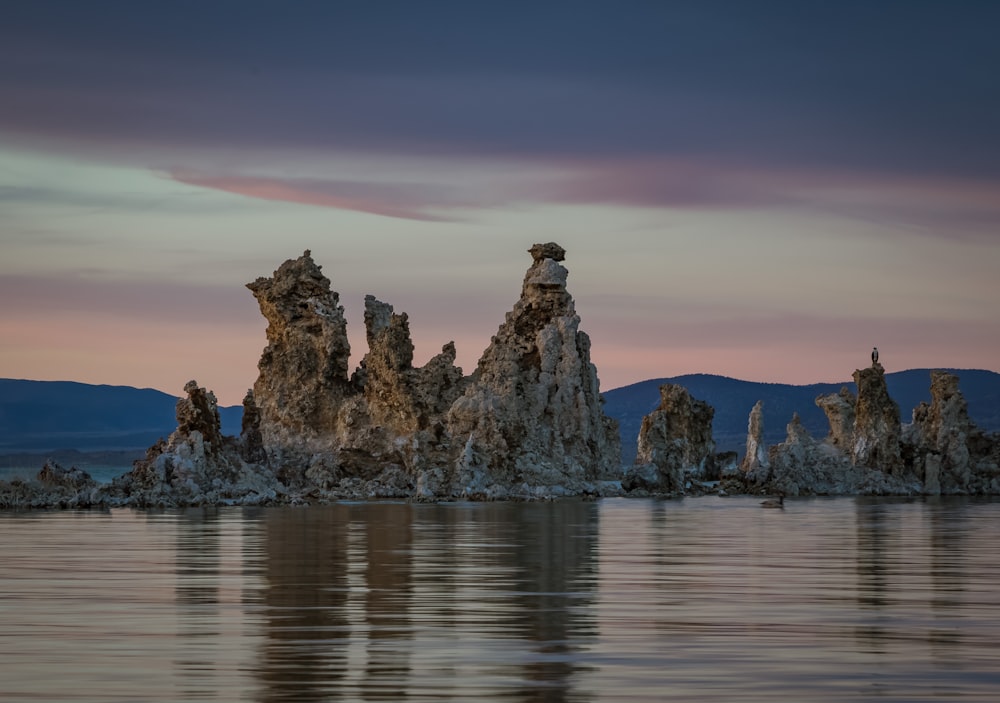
[903,370,1000,494]
[815,386,856,450]
[626,384,714,493]
[107,380,278,507]
[446,242,621,496]
[247,251,353,460]
[241,241,619,499]
[740,400,770,482]
[240,389,266,464]
[852,362,904,475]
[763,413,911,496]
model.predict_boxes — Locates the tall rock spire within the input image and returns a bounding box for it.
[246,250,352,456]
[447,242,621,493]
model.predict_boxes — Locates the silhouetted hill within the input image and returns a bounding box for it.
[603,369,1000,465]
[0,379,242,454]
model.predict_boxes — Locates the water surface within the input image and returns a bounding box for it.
[2,497,999,701]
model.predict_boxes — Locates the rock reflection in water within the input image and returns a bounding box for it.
[249,501,598,702]
[4,498,1000,702]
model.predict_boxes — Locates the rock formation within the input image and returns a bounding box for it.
[446,242,622,497]
[740,400,770,482]
[0,460,101,510]
[729,365,1000,496]
[22,241,620,508]
[815,387,855,450]
[624,383,715,493]
[851,362,904,475]
[739,361,919,495]
[246,251,354,463]
[902,370,1000,494]
[104,381,279,507]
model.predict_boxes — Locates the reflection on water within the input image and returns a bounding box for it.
[2,497,1000,702]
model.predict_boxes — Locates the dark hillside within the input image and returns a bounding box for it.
[0,379,242,453]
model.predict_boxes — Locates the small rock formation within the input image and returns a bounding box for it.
[762,412,914,496]
[239,389,266,464]
[37,460,96,491]
[106,381,279,507]
[902,370,1000,494]
[851,362,904,475]
[815,387,855,450]
[740,400,770,482]
[624,384,714,493]
[447,242,621,497]
[731,365,998,496]
[0,460,100,510]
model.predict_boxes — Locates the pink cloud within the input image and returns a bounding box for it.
[168,171,469,222]
[165,160,1000,240]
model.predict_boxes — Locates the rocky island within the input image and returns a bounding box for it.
[1,243,622,508]
[623,364,1000,498]
[2,244,998,509]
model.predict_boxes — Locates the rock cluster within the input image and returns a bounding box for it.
[903,370,1000,494]
[728,365,999,496]
[447,242,621,498]
[102,381,279,507]
[739,400,769,481]
[624,384,718,493]
[1,243,623,508]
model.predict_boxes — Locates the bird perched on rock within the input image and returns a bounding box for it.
[872,346,879,365]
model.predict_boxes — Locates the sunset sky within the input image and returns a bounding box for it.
[2,1,998,405]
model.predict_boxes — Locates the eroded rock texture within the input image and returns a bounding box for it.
[732,366,1000,496]
[247,251,353,461]
[105,381,279,507]
[625,384,714,493]
[740,400,770,482]
[72,241,620,507]
[816,387,856,451]
[763,413,909,496]
[447,242,621,497]
[903,370,1000,494]
[852,363,904,475]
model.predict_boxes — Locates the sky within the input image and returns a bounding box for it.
[1,0,998,406]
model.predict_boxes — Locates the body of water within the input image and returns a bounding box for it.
[2,496,999,701]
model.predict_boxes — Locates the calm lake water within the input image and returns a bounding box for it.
[2,496,1000,702]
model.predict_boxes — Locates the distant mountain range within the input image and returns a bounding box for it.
[2,371,998,467]
[603,369,1000,464]
[0,379,241,454]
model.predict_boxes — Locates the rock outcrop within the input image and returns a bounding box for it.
[851,362,904,475]
[903,370,1000,494]
[0,460,102,510]
[729,365,1000,497]
[446,242,622,497]
[735,363,919,495]
[246,251,354,463]
[762,413,911,496]
[739,400,770,482]
[104,381,280,507]
[1,241,620,509]
[815,387,855,450]
[624,384,715,493]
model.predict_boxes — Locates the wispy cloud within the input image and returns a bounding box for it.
[167,171,480,221]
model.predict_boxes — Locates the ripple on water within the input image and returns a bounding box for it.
[1,497,1000,701]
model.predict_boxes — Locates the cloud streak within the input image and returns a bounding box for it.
[167,171,474,222]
